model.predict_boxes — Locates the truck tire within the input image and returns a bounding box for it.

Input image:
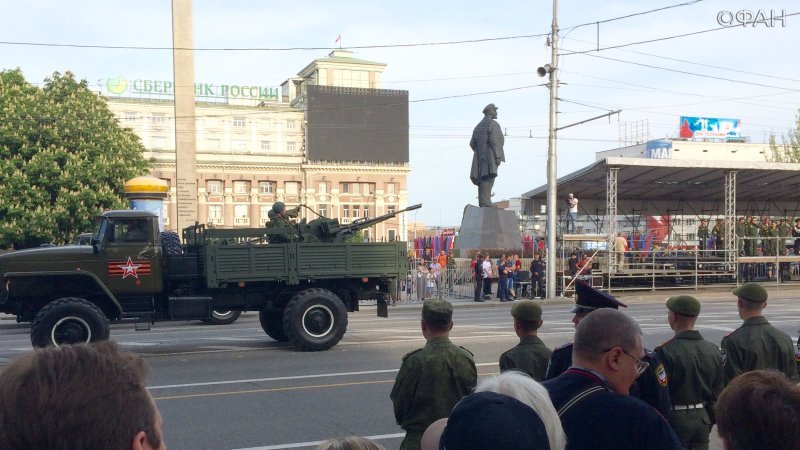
[30,298,110,348]
[160,231,183,255]
[283,289,347,351]
[259,310,289,342]
[204,309,242,325]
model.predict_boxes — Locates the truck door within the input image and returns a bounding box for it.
[104,218,161,296]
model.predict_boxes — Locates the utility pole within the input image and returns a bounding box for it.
[545,0,559,299]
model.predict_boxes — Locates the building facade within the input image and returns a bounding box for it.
[105,50,410,241]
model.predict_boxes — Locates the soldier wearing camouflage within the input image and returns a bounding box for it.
[390,299,477,450]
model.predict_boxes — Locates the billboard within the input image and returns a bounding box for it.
[646,140,672,159]
[679,116,741,140]
[306,85,409,163]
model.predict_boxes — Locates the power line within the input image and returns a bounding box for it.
[561,0,705,31]
[560,12,800,57]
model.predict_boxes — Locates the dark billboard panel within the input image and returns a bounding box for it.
[307,85,408,163]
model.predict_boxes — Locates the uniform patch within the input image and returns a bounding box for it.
[656,363,668,387]
[720,349,727,366]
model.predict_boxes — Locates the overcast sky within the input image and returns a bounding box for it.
[2,0,798,226]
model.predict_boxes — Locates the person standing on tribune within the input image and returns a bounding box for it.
[566,193,578,233]
[470,103,505,208]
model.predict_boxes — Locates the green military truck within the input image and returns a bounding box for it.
[0,206,417,351]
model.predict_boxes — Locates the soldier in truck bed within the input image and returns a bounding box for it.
[267,202,300,242]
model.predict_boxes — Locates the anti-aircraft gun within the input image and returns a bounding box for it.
[267,204,422,244]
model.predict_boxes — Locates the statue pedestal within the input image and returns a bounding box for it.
[454,205,520,252]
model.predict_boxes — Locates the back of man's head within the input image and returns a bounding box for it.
[0,341,162,450]
[716,370,800,450]
[573,309,640,365]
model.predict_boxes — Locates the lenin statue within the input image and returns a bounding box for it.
[470,103,505,207]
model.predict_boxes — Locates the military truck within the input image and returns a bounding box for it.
[0,205,419,351]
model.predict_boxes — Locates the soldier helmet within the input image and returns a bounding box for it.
[272,202,286,214]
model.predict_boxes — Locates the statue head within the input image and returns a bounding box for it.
[272,202,286,214]
[482,103,498,118]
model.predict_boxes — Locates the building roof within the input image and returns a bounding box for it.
[521,157,800,218]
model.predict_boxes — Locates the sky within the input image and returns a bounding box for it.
[2,0,799,226]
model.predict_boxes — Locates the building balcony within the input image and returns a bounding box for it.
[209,217,223,226]
[234,217,250,227]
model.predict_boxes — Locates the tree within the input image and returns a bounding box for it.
[0,69,152,248]
[768,109,800,162]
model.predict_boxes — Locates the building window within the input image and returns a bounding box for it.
[318,182,328,194]
[285,181,300,195]
[232,116,246,127]
[207,180,223,194]
[233,140,247,151]
[287,120,296,129]
[207,138,221,150]
[233,180,249,194]
[287,142,296,152]
[260,140,271,151]
[353,205,360,219]
[124,112,137,123]
[362,183,375,195]
[318,204,328,217]
[259,181,275,194]
[260,205,271,225]
[387,205,396,215]
[151,113,166,125]
[388,229,396,241]
[151,136,167,149]
[340,183,349,194]
[386,183,396,194]
[208,205,223,225]
[363,205,370,218]
[342,205,350,218]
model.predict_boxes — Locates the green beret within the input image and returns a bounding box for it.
[666,295,701,316]
[422,299,453,326]
[511,301,542,322]
[733,282,768,303]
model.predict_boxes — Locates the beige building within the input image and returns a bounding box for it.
[105,50,410,241]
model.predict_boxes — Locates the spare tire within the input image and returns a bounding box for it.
[160,231,183,255]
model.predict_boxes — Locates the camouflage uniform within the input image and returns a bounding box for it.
[745,218,759,256]
[390,300,477,450]
[697,221,710,251]
[734,218,746,255]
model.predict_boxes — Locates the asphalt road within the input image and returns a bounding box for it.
[1,296,799,450]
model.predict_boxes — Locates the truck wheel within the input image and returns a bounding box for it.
[30,298,110,348]
[283,289,347,351]
[160,231,183,255]
[259,310,289,342]
[204,310,242,325]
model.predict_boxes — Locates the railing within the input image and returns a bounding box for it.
[233,217,250,227]
[208,217,223,226]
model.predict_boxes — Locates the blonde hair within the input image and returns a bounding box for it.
[315,436,386,450]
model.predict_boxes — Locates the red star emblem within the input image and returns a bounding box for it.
[118,257,142,279]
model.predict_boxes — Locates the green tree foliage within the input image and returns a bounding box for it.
[769,109,800,162]
[0,69,151,248]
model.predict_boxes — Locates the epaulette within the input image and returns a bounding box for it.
[554,341,573,351]
[459,346,475,357]
[402,348,423,361]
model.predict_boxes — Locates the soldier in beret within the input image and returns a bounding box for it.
[390,299,477,450]
[545,281,672,417]
[720,282,798,384]
[655,295,724,450]
[499,301,552,380]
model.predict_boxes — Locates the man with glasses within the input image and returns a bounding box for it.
[543,309,681,449]
[545,281,672,417]
[655,295,723,450]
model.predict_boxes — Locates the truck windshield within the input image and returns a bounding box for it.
[92,218,107,241]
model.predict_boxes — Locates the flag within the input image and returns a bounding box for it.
[335,34,341,43]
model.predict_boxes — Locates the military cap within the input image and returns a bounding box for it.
[732,282,768,303]
[422,299,453,325]
[482,103,498,114]
[440,391,549,450]
[666,295,701,317]
[511,301,542,322]
[571,281,627,313]
[271,201,285,213]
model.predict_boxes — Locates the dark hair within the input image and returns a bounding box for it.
[0,341,161,450]
[716,370,800,450]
